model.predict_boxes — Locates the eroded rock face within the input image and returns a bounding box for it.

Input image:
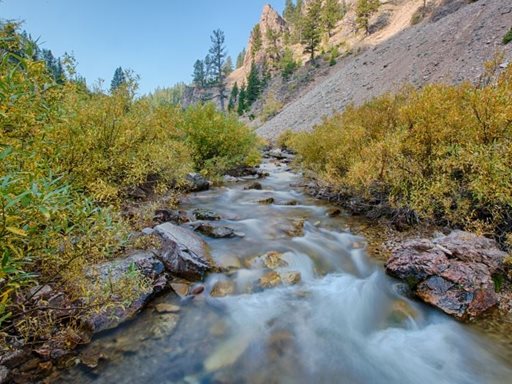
[385,231,507,320]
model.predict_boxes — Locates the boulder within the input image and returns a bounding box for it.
[385,231,507,320]
[185,173,210,192]
[259,271,282,289]
[257,197,274,205]
[210,280,236,297]
[155,222,213,281]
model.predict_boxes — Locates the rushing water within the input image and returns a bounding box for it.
[57,159,512,384]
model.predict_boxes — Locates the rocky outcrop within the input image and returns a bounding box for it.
[385,231,507,320]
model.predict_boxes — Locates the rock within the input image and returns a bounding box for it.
[154,209,191,224]
[209,321,227,337]
[284,219,305,237]
[192,208,221,221]
[185,173,210,192]
[263,252,288,269]
[141,227,155,235]
[281,271,301,285]
[170,282,190,298]
[283,200,299,206]
[155,303,180,314]
[244,182,263,190]
[223,175,239,183]
[80,349,106,369]
[195,223,236,239]
[155,222,213,281]
[327,208,341,217]
[259,271,282,289]
[204,334,252,372]
[385,231,505,320]
[0,366,8,384]
[210,280,235,297]
[218,255,242,271]
[151,314,179,339]
[191,285,205,295]
[85,252,167,333]
[257,197,274,205]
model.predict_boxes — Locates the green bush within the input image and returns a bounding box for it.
[503,28,512,45]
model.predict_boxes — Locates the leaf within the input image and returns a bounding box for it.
[6,227,27,237]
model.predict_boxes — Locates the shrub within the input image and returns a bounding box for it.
[260,93,284,122]
[290,63,512,239]
[503,28,512,45]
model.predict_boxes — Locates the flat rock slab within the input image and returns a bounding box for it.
[385,231,506,320]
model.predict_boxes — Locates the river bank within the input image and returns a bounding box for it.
[3,150,509,384]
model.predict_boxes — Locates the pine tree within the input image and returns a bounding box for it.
[246,63,261,107]
[228,82,239,112]
[251,24,263,57]
[356,0,380,35]
[208,29,227,110]
[223,56,234,76]
[266,28,282,66]
[193,59,206,88]
[322,0,344,37]
[236,49,246,68]
[301,0,323,62]
[204,54,213,85]
[110,66,126,93]
[237,83,247,115]
[283,0,296,22]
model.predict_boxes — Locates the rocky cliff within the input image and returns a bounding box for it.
[256,0,512,139]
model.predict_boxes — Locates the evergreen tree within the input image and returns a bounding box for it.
[41,49,65,84]
[193,59,206,88]
[251,24,263,57]
[110,66,126,93]
[236,49,246,68]
[280,48,299,80]
[228,82,239,112]
[322,0,344,37]
[266,28,281,66]
[246,63,261,107]
[223,56,234,76]
[237,83,247,115]
[301,0,323,62]
[283,0,296,22]
[356,0,380,35]
[208,29,227,110]
[204,54,213,85]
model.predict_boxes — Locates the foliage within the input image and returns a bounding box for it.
[503,28,512,45]
[193,59,206,87]
[0,23,259,342]
[280,48,300,80]
[110,66,127,93]
[322,0,345,37]
[208,29,228,110]
[238,83,248,115]
[223,56,234,76]
[147,82,187,107]
[289,62,512,239]
[246,63,261,107]
[260,92,283,122]
[251,24,263,57]
[228,82,239,112]
[356,0,380,35]
[236,48,246,68]
[301,0,323,61]
[179,103,261,175]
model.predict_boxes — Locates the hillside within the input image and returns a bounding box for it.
[256,0,512,139]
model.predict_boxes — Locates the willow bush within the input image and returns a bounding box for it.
[287,61,512,240]
[0,23,259,340]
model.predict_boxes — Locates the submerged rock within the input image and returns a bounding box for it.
[210,280,236,297]
[154,209,191,224]
[257,197,274,205]
[259,271,282,288]
[155,222,213,281]
[155,303,180,314]
[244,181,263,190]
[281,271,301,285]
[385,231,507,320]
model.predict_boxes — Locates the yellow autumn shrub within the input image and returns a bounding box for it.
[290,62,512,238]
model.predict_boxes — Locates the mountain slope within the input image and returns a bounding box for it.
[257,0,512,139]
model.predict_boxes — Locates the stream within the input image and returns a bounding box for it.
[56,158,512,384]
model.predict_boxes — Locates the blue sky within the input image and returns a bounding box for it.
[1,0,285,94]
